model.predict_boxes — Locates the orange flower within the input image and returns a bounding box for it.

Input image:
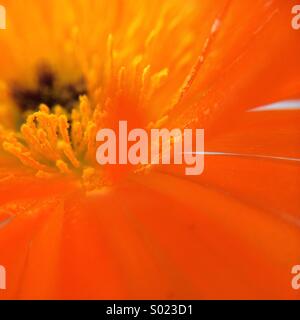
[0,0,300,299]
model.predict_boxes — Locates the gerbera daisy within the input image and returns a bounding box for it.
[0,0,300,299]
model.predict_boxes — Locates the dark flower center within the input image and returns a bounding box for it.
[11,64,87,112]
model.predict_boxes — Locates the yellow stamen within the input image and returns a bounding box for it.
[58,115,70,144]
[56,160,71,174]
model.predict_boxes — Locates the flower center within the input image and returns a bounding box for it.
[10,64,87,112]
[0,63,107,192]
